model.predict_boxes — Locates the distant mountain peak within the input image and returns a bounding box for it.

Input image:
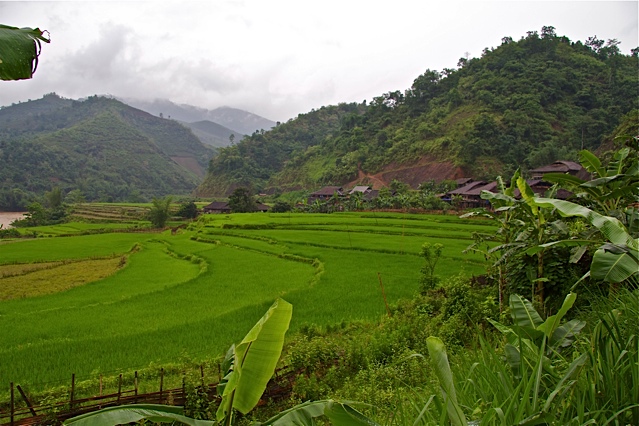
[118,98,276,135]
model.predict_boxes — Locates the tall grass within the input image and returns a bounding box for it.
[410,289,639,425]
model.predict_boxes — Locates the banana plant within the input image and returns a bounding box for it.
[216,299,293,425]
[486,293,587,423]
[529,198,639,284]
[464,171,570,308]
[462,172,528,311]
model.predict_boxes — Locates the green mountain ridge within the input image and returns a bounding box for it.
[198,28,638,197]
[0,94,215,209]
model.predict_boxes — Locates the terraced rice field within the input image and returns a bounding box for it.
[0,211,493,394]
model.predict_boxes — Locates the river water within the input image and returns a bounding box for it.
[0,212,27,228]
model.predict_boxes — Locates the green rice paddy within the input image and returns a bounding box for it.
[0,211,493,392]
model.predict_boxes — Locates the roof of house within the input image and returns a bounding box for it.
[530,160,583,174]
[256,203,270,211]
[349,185,371,194]
[466,181,498,196]
[455,177,473,186]
[311,186,344,196]
[203,201,230,210]
[448,181,487,195]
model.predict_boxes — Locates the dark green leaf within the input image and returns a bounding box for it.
[0,25,50,80]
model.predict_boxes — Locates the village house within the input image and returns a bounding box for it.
[443,159,585,208]
[307,186,344,204]
[203,201,231,214]
[445,181,492,209]
[529,160,590,180]
[349,185,372,195]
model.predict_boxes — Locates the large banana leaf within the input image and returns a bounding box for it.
[426,337,467,426]
[591,246,639,282]
[0,24,50,80]
[579,149,605,178]
[217,298,293,421]
[548,319,586,350]
[510,294,543,329]
[63,404,214,426]
[537,293,576,338]
[517,177,543,223]
[534,198,636,248]
[255,400,378,426]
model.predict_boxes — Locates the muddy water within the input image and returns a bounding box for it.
[0,212,26,228]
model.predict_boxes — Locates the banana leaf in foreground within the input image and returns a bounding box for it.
[62,404,214,426]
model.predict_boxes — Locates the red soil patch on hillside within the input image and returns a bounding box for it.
[347,156,467,189]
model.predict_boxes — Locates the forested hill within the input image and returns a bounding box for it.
[198,28,638,196]
[0,94,215,209]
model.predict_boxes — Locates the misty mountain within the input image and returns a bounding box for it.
[0,94,215,209]
[179,120,245,148]
[120,98,276,136]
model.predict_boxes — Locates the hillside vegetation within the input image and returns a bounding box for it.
[0,94,215,209]
[199,28,638,196]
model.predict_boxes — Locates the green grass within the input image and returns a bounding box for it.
[0,211,492,393]
[0,233,150,264]
[14,221,144,236]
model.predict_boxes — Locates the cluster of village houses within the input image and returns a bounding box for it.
[203,160,588,214]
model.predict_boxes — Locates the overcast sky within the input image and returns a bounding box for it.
[1,1,637,121]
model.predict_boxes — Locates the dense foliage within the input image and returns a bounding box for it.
[200,28,638,196]
[0,94,214,209]
[198,103,366,195]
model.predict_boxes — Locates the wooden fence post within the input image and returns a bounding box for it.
[10,382,14,426]
[134,371,138,402]
[159,368,164,404]
[16,385,37,416]
[70,374,75,410]
[377,272,392,317]
[117,374,122,402]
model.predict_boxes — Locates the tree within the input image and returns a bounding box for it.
[148,197,172,228]
[271,200,292,213]
[65,189,86,205]
[177,201,199,219]
[419,242,444,293]
[0,25,50,80]
[228,188,256,213]
[45,186,63,209]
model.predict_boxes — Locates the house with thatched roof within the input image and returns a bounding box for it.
[203,201,231,214]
